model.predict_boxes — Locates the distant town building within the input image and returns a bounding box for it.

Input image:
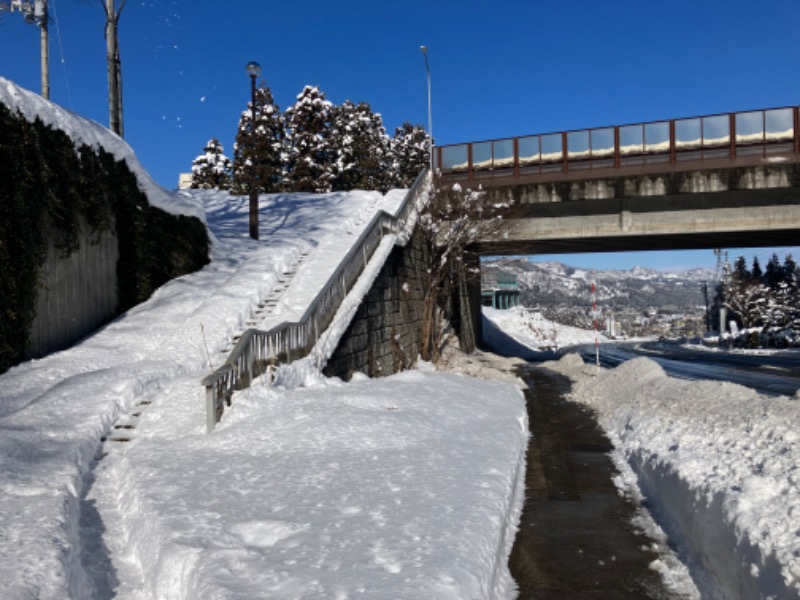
[481,271,521,309]
[178,173,193,190]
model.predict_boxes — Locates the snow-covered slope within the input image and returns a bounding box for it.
[0,76,203,221]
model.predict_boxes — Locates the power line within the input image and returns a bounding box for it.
[723,246,799,268]
[50,0,73,109]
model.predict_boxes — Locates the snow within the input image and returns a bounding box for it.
[483,306,607,357]
[0,185,528,599]
[0,80,528,598]
[0,76,202,221]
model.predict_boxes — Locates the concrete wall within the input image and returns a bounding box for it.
[27,219,118,359]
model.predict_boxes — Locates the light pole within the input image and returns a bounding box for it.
[246,61,261,240]
[420,45,433,176]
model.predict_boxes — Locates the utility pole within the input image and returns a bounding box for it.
[700,281,710,332]
[103,0,125,137]
[715,249,729,336]
[36,0,48,99]
[1,0,49,98]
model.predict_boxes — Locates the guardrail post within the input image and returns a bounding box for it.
[205,385,217,433]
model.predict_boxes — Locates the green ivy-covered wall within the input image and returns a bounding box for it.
[0,103,209,374]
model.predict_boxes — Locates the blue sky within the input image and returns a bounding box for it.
[1,0,798,270]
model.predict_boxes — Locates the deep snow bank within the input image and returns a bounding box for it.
[547,355,800,598]
[93,370,528,599]
[0,76,202,220]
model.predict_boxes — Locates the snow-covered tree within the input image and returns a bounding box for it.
[330,100,393,192]
[284,85,335,193]
[415,183,511,362]
[392,122,430,187]
[232,83,286,194]
[722,270,768,329]
[716,252,800,346]
[190,138,232,190]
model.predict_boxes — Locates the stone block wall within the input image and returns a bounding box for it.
[324,231,429,380]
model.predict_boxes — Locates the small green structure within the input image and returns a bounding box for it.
[481,271,521,309]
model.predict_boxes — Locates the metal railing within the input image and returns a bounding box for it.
[202,169,430,432]
[436,106,800,185]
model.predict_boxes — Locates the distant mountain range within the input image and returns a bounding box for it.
[482,258,718,312]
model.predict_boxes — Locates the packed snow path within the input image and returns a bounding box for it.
[0,189,529,599]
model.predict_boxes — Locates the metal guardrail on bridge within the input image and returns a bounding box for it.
[437,106,800,186]
[201,169,430,433]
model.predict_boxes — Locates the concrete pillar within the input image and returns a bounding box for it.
[457,253,481,352]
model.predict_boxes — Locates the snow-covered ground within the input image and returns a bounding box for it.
[482,306,608,358]
[0,188,530,599]
[1,79,529,599]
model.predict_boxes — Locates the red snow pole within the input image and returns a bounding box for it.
[592,282,599,367]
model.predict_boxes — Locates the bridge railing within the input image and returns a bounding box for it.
[201,169,430,433]
[437,106,800,185]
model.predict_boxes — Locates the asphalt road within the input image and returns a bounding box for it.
[572,341,800,397]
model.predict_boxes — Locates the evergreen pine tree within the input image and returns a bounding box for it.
[392,122,430,187]
[330,100,393,192]
[190,138,232,190]
[733,255,749,281]
[782,255,798,286]
[764,253,784,288]
[284,85,335,193]
[751,256,763,281]
[232,84,285,194]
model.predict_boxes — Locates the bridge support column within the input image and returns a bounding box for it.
[454,253,482,353]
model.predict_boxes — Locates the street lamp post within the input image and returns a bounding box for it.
[419,45,433,176]
[246,61,261,240]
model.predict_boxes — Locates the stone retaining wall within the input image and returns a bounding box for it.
[324,231,429,380]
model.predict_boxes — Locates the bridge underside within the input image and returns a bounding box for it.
[467,166,800,256]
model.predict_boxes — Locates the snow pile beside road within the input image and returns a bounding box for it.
[0,76,202,220]
[548,354,800,598]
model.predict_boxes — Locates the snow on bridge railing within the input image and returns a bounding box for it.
[436,106,800,185]
[201,169,431,433]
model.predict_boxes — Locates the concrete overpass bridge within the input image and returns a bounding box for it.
[435,105,800,256]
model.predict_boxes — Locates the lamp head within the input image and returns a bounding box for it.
[246,61,262,79]
[419,45,427,54]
